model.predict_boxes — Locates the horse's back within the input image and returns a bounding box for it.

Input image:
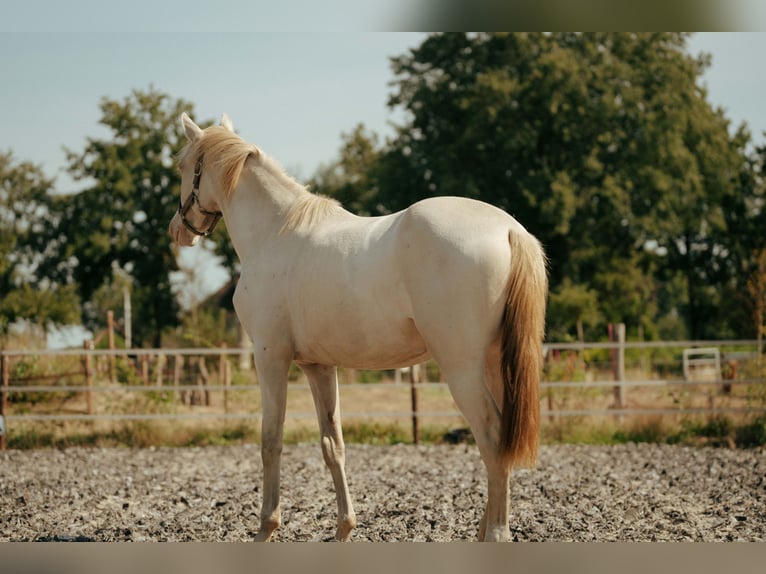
[394,196,526,359]
[404,195,519,233]
[397,196,523,292]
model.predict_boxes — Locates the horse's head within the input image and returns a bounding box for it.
[168,113,234,246]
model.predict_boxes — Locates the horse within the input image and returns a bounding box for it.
[168,113,548,542]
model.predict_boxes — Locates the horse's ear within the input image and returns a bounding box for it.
[221,113,234,133]
[181,112,203,142]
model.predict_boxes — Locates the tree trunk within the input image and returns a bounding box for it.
[685,235,699,339]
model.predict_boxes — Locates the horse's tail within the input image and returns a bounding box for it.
[499,228,548,468]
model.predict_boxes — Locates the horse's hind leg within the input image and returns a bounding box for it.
[301,363,357,541]
[440,358,512,542]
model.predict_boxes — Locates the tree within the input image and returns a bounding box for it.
[547,279,602,342]
[379,32,746,339]
[309,124,384,215]
[0,151,79,342]
[717,137,766,340]
[748,248,766,358]
[60,88,218,346]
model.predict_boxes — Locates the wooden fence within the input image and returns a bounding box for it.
[1,336,764,449]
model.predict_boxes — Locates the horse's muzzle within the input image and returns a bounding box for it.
[169,214,200,247]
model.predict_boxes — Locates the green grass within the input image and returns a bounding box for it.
[5,420,457,450]
[6,415,766,450]
[543,414,766,448]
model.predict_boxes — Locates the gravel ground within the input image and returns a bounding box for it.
[1,443,765,542]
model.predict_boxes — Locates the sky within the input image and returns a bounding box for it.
[1,33,766,195]
[0,33,428,192]
[2,32,766,345]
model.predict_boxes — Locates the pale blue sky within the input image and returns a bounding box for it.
[1,33,765,196]
[0,33,426,192]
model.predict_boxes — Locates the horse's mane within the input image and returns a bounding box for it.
[180,126,342,231]
[280,192,342,234]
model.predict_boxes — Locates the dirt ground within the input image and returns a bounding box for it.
[1,442,765,542]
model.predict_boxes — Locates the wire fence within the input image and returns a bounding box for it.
[1,337,764,448]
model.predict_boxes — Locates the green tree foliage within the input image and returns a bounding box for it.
[309,124,384,215]
[747,247,766,355]
[0,152,79,340]
[58,88,214,346]
[716,139,766,339]
[547,279,602,341]
[367,32,750,339]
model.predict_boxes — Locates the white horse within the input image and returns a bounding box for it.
[169,113,548,542]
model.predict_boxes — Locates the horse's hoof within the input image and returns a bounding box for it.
[482,527,511,542]
[335,517,356,541]
[254,530,274,542]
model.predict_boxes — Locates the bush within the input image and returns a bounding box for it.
[613,417,670,444]
[735,416,766,447]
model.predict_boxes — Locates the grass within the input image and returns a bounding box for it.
[542,413,766,449]
[4,420,458,450]
[7,414,766,450]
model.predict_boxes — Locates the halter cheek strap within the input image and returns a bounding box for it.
[178,155,223,237]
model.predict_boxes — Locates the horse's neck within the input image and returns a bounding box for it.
[220,166,303,260]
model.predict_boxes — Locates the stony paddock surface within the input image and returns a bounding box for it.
[1,443,765,542]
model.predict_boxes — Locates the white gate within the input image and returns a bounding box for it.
[682,347,721,382]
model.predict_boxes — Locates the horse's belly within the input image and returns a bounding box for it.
[293,314,429,370]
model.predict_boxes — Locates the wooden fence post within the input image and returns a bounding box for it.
[225,361,232,411]
[547,386,555,422]
[197,357,211,406]
[1,353,8,450]
[141,354,149,386]
[107,310,116,384]
[219,344,228,413]
[155,354,164,386]
[410,364,419,445]
[174,354,185,404]
[612,323,626,420]
[83,340,94,415]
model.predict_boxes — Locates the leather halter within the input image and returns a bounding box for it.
[177,155,222,237]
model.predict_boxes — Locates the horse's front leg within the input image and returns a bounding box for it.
[253,353,290,542]
[301,363,357,541]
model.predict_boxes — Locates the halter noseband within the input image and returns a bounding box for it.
[178,155,223,237]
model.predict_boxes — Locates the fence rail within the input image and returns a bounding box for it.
[3,376,764,395]
[1,339,761,356]
[1,337,764,449]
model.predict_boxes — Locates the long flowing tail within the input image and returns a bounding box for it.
[499,229,548,468]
